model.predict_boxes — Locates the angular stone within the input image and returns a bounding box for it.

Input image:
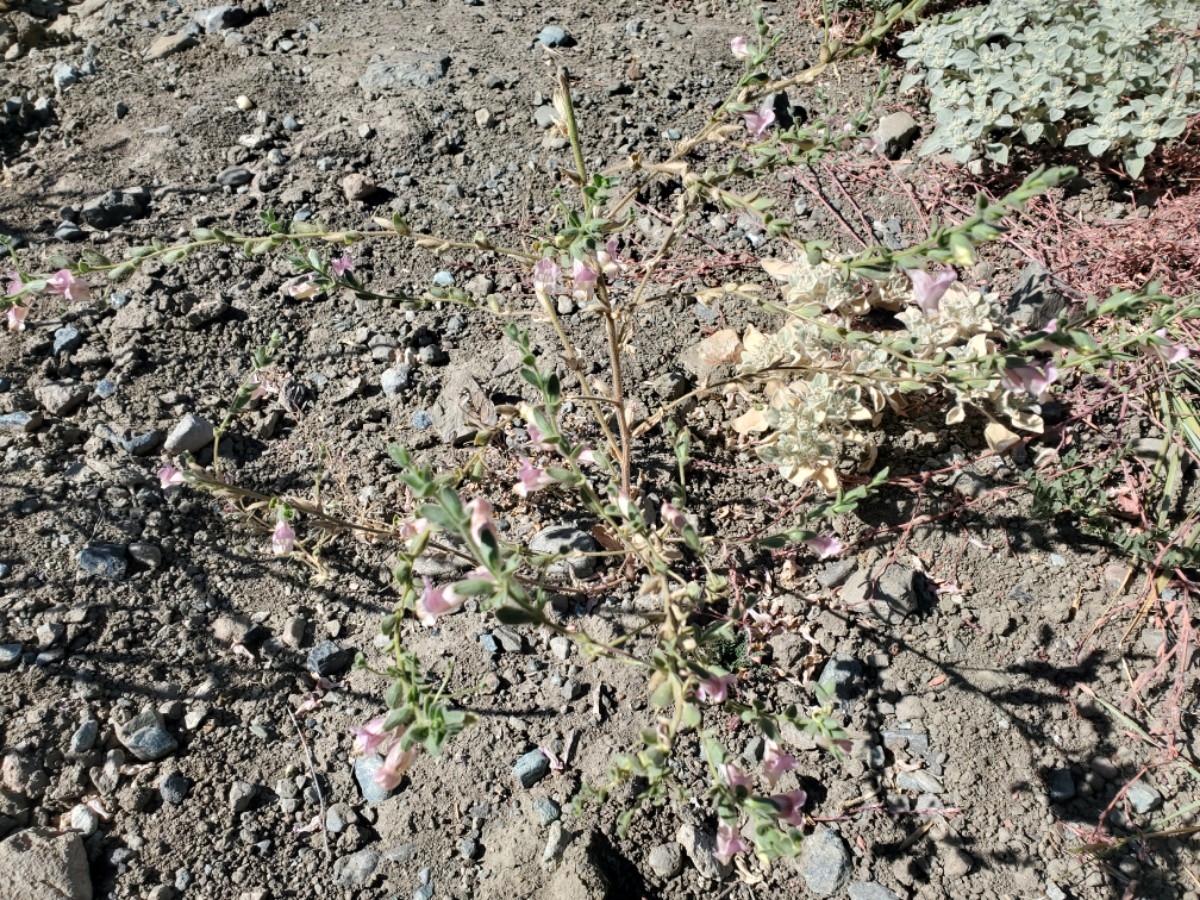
[848,883,901,900]
[874,112,920,160]
[116,709,177,762]
[529,526,597,580]
[77,544,127,581]
[0,827,91,900]
[306,641,352,676]
[675,823,729,881]
[512,750,549,789]
[333,848,380,887]
[34,381,88,416]
[163,414,214,455]
[359,53,450,91]
[0,411,42,433]
[647,842,683,879]
[842,564,919,623]
[799,826,851,896]
[146,33,197,61]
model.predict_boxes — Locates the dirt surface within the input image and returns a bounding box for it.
[1,2,1197,900]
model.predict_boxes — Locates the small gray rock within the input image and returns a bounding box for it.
[818,654,862,702]
[533,796,560,825]
[80,191,145,229]
[216,166,253,188]
[68,804,99,837]
[875,112,920,160]
[894,695,926,721]
[52,327,83,356]
[800,826,851,896]
[282,616,306,648]
[52,61,80,90]
[194,5,246,33]
[512,750,549,788]
[541,821,572,864]
[146,33,198,61]
[334,848,381,887]
[492,626,526,654]
[354,755,392,804]
[163,414,214,455]
[0,644,22,670]
[381,366,413,397]
[68,721,98,756]
[78,544,127,581]
[116,708,177,761]
[1008,262,1068,330]
[34,381,88,416]
[675,823,729,881]
[0,411,43,432]
[1126,782,1161,814]
[529,526,597,580]
[648,842,683,879]
[127,542,162,568]
[817,558,857,588]
[159,771,189,805]
[325,804,349,833]
[537,25,570,47]
[1047,768,1075,802]
[561,678,584,702]
[896,770,943,794]
[842,564,919,623]
[229,780,255,813]
[942,847,973,879]
[307,641,352,676]
[359,53,451,91]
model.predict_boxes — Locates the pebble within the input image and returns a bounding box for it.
[799,826,851,896]
[282,115,300,131]
[69,804,99,837]
[282,616,306,648]
[127,542,162,568]
[216,166,253,188]
[533,796,561,825]
[675,823,729,881]
[55,222,85,242]
[458,838,478,860]
[818,654,862,702]
[334,849,381,887]
[80,190,145,229]
[541,821,571,864]
[942,847,974,879]
[549,636,571,660]
[894,695,926,721]
[68,721,99,756]
[52,61,80,90]
[229,781,256,813]
[0,411,43,432]
[307,640,352,676]
[512,750,550,788]
[842,564,919,623]
[874,112,920,160]
[1047,768,1075,802]
[194,5,246,33]
[116,708,178,761]
[432,271,455,287]
[561,679,584,701]
[78,543,128,581]
[896,771,943,794]
[159,771,189,805]
[537,25,569,47]
[163,413,214,455]
[411,410,433,430]
[0,645,21,670]
[358,53,451,91]
[413,885,434,900]
[53,327,83,356]
[325,804,348,833]
[1126,782,1161,814]
[354,755,392,804]
[529,526,598,579]
[381,366,413,397]
[648,842,683,879]
[35,381,88,416]
[341,173,378,201]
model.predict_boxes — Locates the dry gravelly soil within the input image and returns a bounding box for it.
[0,1,1197,900]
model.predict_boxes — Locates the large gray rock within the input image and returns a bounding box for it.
[675,823,729,881]
[874,112,920,160]
[529,525,598,580]
[80,190,145,229]
[116,708,177,762]
[799,826,851,896]
[163,414,214,455]
[842,564,919,623]
[0,828,92,900]
[359,53,450,91]
[333,848,380,886]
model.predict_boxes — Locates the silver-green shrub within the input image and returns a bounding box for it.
[898,0,1200,176]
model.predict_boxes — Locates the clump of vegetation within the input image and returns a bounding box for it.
[898,0,1200,175]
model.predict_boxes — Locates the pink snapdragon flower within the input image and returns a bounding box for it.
[248,372,280,403]
[805,534,845,560]
[596,239,621,278]
[763,738,797,787]
[533,259,559,298]
[696,672,736,704]
[5,271,22,296]
[466,497,497,546]
[350,716,389,755]
[272,516,295,556]
[47,269,91,303]
[415,577,463,626]
[526,421,555,451]
[374,737,417,791]
[906,267,956,317]
[6,303,28,332]
[1148,329,1190,364]
[331,254,355,277]
[571,259,597,303]
[715,822,750,865]
[1001,359,1058,399]
[284,273,320,299]
[577,448,598,466]
[719,761,753,792]
[514,457,556,498]
[399,517,430,542]
[771,788,808,826]
[741,98,776,140]
[660,500,688,533]
[158,465,186,489]
[730,36,749,59]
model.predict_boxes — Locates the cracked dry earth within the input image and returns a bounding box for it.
[1,1,1198,900]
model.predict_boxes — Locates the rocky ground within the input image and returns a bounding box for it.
[1,1,1198,899]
